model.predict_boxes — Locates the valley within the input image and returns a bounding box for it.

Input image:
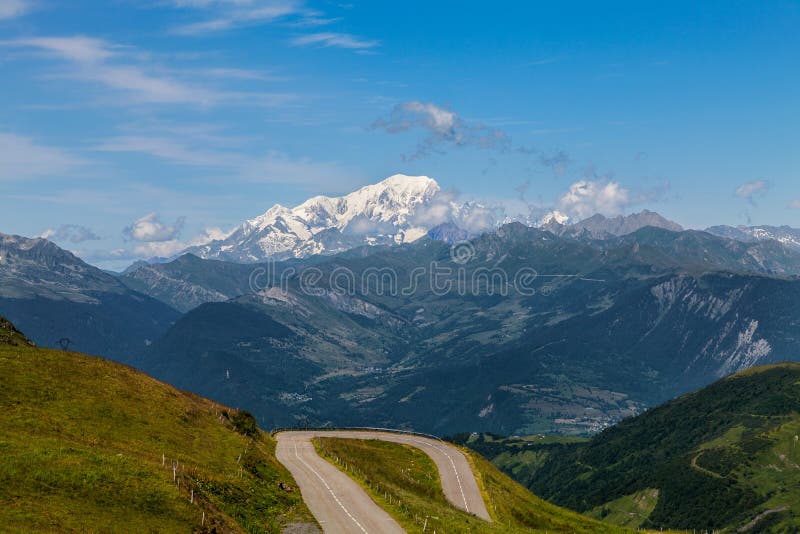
[4,4,799,531]
[126,220,800,435]
[0,317,632,533]
[456,363,800,532]
[5,196,800,436]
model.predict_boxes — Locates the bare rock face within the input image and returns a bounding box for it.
[0,317,34,347]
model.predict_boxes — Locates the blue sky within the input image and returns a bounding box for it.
[1,0,799,268]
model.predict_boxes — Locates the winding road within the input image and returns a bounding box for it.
[275,430,491,533]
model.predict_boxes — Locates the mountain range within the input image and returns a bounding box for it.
[0,232,179,362]
[184,174,445,262]
[542,210,683,239]
[123,223,800,435]
[706,224,800,250]
[5,175,800,436]
[178,174,693,264]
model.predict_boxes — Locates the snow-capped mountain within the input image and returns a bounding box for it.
[706,225,800,251]
[182,173,695,263]
[185,174,447,262]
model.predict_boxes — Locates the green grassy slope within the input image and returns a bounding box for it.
[460,363,800,532]
[0,316,34,347]
[313,437,628,533]
[0,331,317,533]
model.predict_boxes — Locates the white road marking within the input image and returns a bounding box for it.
[412,438,470,513]
[293,441,369,534]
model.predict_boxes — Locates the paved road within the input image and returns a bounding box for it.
[276,430,492,533]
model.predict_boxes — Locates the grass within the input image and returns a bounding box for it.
[450,433,589,489]
[730,418,800,531]
[313,436,629,533]
[0,344,317,533]
[586,489,660,528]
[0,317,33,347]
[464,446,633,533]
[461,363,800,532]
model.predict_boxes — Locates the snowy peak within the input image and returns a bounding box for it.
[185,174,444,262]
[294,174,440,231]
[706,224,800,250]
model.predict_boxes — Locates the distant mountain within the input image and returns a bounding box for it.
[461,363,800,531]
[0,233,180,362]
[120,259,149,275]
[120,254,257,313]
[184,174,447,262]
[128,224,800,315]
[543,210,683,239]
[707,224,800,250]
[426,222,475,243]
[137,224,800,435]
[611,226,800,276]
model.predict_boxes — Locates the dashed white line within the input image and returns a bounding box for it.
[293,441,369,534]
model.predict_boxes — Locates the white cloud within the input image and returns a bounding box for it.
[788,200,800,210]
[7,36,116,62]
[128,223,231,259]
[170,0,311,35]
[130,240,189,259]
[2,36,295,106]
[290,32,379,50]
[735,180,770,204]
[141,223,231,255]
[4,36,216,104]
[123,212,186,242]
[165,0,373,45]
[192,226,230,243]
[94,128,357,190]
[0,0,30,20]
[409,189,502,233]
[557,180,632,220]
[375,101,457,134]
[372,101,512,160]
[40,224,101,243]
[76,224,233,267]
[85,65,220,104]
[95,135,241,167]
[0,132,85,180]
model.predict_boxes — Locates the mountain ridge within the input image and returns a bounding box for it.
[459,362,800,531]
[132,223,800,435]
[184,174,444,262]
[541,210,683,239]
[707,224,800,250]
[0,232,180,362]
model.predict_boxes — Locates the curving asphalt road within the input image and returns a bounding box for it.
[276,430,491,533]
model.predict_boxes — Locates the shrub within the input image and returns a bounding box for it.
[231,410,258,437]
